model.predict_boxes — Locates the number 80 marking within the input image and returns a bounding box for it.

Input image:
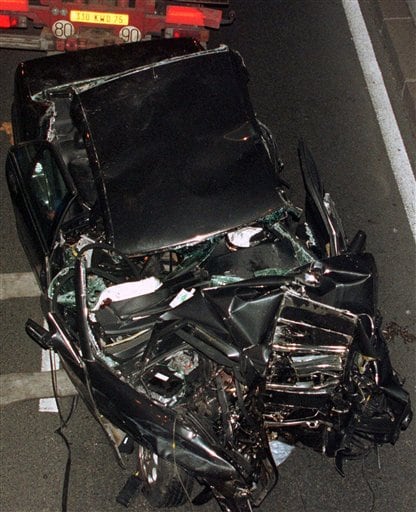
[52,20,75,39]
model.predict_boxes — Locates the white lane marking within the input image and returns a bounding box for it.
[1,370,76,406]
[342,0,416,243]
[0,273,61,412]
[39,351,60,413]
[40,321,60,413]
[0,272,40,300]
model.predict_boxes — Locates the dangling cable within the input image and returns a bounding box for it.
[172,415,194,510]
[49,350,79,512]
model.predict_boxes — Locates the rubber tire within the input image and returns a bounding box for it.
[138,446,193,508]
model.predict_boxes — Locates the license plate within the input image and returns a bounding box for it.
[69,10,129,26]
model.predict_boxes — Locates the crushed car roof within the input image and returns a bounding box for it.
[16,38,203,98]
[72,46,284,255]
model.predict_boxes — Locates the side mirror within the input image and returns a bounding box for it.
[26,319,53,350]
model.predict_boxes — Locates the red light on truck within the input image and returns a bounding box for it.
[166,5,221,29]
[0,0,29,12]
[0,14,17,28]
[166,6,204,26]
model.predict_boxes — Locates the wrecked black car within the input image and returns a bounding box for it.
[6,39,412,511]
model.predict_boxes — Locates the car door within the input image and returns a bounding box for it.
[6,140,74,291]
[298,140,347,257]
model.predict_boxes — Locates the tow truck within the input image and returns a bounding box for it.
[0,0,233,51]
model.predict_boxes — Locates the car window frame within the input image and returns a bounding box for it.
[7,140,78,251]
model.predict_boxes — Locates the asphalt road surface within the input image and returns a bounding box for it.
[1,1,415,512]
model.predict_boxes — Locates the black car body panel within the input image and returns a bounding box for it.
[6,39,411,512]
[72,47,284,254]
[12,38,203,142]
